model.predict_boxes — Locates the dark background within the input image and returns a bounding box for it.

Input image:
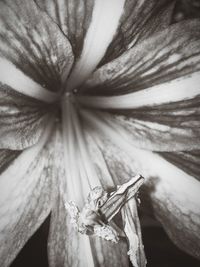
[11,1,200,266]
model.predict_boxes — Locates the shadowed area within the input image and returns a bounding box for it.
[11,216,200,267]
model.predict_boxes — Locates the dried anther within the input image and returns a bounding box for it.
[65,175,144,243]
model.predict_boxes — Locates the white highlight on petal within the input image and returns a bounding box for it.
[0,117,54,205]
[0,58,59,103]
[66,0,125,91]
[78,71,200,109]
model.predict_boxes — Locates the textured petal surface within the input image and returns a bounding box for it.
[0,0,73,96]
[92,93,200,152]
[34,0,94,58]
[80,20,200,96]
[0,87,55,150]
[48,196,129,267]
[0,121,55,267]
[35,0,174,65]
[47,127,129,267]
[81,109,200,259]
[101,0,175,65]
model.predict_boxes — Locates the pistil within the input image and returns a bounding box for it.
[61,93,100,207]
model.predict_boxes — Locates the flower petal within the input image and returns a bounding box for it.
[34,0,95,58]
[80,100,200,152]
[0,87,55,150]
[47,129,129,267]
[101,0,175,65]
[82,111,200,259]
[0,0,74,99]
[79,20,200,96]
[78,20,200,152]
[63,0,126,91]
[0,121,55,267]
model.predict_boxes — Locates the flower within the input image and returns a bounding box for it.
[0,0,200,266]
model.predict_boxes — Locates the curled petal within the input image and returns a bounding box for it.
[62,0,126,91]
[0,121,55,267]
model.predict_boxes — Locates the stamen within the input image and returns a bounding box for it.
[71,104,101,190]
[77,71,200,109]
[62,96,83,204]
[65,0,125,92]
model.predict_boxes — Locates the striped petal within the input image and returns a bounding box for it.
[34,0,173,94]
[79,20,200,96]
[77,21,200,152]
[81,110,200,259]
[0,87,55,150]
[101,0,175,65]
[0,0,74,96]
[64,0,126,92]
[0,121,55,267]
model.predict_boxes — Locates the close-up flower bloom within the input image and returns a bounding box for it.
[0,0,200,266]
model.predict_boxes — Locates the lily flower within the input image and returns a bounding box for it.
[0,0,200,266]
